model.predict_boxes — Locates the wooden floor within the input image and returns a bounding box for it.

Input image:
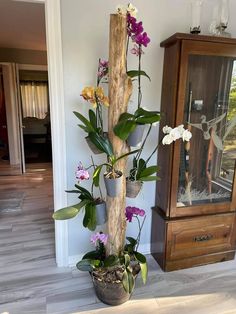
[1,164,236,313]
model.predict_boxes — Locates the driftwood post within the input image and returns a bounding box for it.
[106,14,132,256]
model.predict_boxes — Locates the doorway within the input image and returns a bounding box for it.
[0,0,68,267]
[19,68,52,172]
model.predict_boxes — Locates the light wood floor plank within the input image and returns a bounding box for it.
[1,163,236,314]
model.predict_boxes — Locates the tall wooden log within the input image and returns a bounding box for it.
[106,14,132,256]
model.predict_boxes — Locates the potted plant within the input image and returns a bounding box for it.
[53,3,192,307]
[53,161,107,229]
[74,59,109,154]
[113,107,161,147]
[76,205,147,305]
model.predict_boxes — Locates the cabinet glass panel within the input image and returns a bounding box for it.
[177,55,236,207]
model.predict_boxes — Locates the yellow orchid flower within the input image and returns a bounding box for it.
[95,87,109,107]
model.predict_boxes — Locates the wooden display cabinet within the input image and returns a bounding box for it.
[151,33,236,271]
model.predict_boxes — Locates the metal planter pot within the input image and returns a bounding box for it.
[127,124,145,147]
[104,172,123,197]
[85,136,102,154]
[126,180,143,198]
[95,201,107,225]
[85,132,108,155]
[92,275,131,306]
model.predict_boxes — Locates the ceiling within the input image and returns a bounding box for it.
[0,0,46,51]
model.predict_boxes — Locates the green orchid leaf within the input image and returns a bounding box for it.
[127,269,135,293]
[139,176,160,181]
[115,149,140,163]
[113,120,136,141]
[52,200,89,220]
[126,237,137,248]
[82,250,101,260]
[89,109,97,130]
[124,243,134,254]
[134,108,160,118]
[93,165,103,187]
[78,124,90,133]
[88,132,113,156]
[76,258,100,272]
[83,202,96,231]
[133,156,138,169]
[140,262,148,284]
[134,251,148,284]
[73,111,95,133]
[122,269,129,292]
[74,184,93,200]
[124,253,130,267]
[53,206,79,220]
[104,255,119,267]
[118,112,134,122]
[139,165,159,178]
[136,158,146,179]
[136,115,161,124]
[127,70,151,82]
[65,189,80,193]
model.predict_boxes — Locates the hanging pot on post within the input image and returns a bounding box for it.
[95,199,107,225]
[85,136,103,154]
[85,132,108,155]
[104,171,123,197]
[126,179,143,198]
[127,124,145,147]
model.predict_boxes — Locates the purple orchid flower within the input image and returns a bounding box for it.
[135,32,150,47]
[75,162,89,181]
[91,232,108,245]
[131,44,144,56]
[125,206,146,222]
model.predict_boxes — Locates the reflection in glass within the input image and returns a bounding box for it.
[177,56,236,207]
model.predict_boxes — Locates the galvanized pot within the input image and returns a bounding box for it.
[95,200,107,225]
[127,124,145,147]
[104,171,123,197]
[126,180,143,198]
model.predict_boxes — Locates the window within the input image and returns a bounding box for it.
[20,81,49,119]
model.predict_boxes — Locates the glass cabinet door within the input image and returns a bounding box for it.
[177,55,236,207]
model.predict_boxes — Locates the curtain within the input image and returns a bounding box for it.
[20,82,48,119]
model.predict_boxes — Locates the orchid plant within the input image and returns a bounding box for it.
[53,3,192,298]
[77,205,147,293]
[53,160,105,231]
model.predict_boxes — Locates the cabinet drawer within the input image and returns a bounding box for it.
[166,213,236,260]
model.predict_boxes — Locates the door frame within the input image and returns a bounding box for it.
[14,0,68,267]
[44,0,68,267]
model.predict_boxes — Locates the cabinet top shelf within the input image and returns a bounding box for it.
[160,32,236,48]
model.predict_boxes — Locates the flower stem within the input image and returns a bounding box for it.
[97,58,100,87]
[138,44,142,108]
[91,155,103,199]
[135,215,146,251]
[126,35,130,71]
[135,124,152,161]
[145,137,163,165]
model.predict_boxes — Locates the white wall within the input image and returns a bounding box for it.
[60,0,236,262]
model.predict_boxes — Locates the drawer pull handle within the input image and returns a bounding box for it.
[194,234,213,242]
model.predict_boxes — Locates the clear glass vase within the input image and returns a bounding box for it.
[190,0,203,34]
[209,0,231,37]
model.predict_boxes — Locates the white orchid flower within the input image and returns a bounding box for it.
[177,124,185,136]
[127,3,138,17]
[169,127,182,140]
[162,125,172,134]
[162,134,174,145]
[162,124,192,145]
[182,129,192,142]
